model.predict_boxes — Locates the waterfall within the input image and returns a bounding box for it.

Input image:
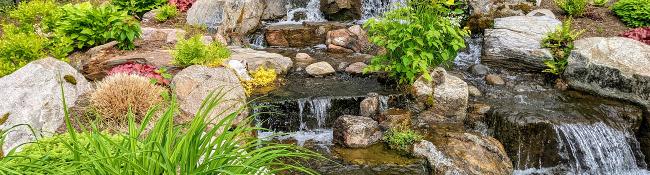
[309,98,332,128]
[554,122,648,175]
[281,0,325,24]
[361,0,405,20]
[298,99,307,131]
[378,95,389,112]
[248,32,266,49]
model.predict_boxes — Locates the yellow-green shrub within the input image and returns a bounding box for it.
[242,67,277,95]
[172,35,231,67]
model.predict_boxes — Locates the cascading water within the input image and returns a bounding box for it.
[247,32,266,49]
[282,0,325,23]
[361,0,405,20]
[554,122,648,175]
[308,98,332,128]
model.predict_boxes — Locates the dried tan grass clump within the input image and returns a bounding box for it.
[90,73,167,124]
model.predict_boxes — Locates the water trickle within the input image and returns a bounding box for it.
[453,36,483,69]
[248,32,266,49]
[298,99,307,131]
[378,95,389,112]
[309,98,332,128]
[282,0,325,24]
[554,122,648,175]
[361,0,405,20]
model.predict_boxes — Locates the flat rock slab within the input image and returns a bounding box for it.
[483,15,560,71]
[565,37,650,108]
[229,47,293,74]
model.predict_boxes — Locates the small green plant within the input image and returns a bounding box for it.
[0,26,48,77]
[554,0,588,16]
[541,18,584,75]
[154,4,178,22]
[172,35,231,67]
[364,0,469,84]
[111,0,167,16]
[612,0,650,27]
[383,129,423,154]
[7,0,62,32]
[592,0,608,6]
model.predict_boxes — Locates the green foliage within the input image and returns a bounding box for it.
[7,0,62,32]
[541,18,584,75]
[383,129,423,154]
[554,0,587,16]
[592,0,608,7]
[155,4,178,22]
[612,0,650,27]
[172,35,231,67]
[57,2,141,50]
[1,89,321,174]
[0,26,48,77]
[111,0,167,16]
[364,0,469,84]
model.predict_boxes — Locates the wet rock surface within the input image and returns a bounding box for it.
[564,37,650,108]
[186,0,264,35]
[265,22,348,47]
[306,61,336,76]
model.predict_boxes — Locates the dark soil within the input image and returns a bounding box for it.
[538,0,630,38]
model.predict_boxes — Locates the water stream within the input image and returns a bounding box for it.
[361,0,405,20]
[280,0,325,24]
[554,122,648,175]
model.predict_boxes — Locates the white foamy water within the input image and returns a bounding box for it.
[258,129,333,147]
[361,0,405,20]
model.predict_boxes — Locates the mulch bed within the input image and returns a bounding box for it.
[537,0,631,38]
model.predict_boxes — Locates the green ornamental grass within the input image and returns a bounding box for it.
[0,86,321,174]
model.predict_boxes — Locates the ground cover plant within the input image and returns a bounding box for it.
[155,4,178,22]
[553,0,587,16]
[172,35,231,67]
[383,128,423,155]
[612,0,650,28]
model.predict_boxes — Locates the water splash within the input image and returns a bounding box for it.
[309,98,332,128]
[281,0,325,24]
[298,99,307,130]
[258,129,333,147]
[453,36,483,69]
[361,0,405,20]
[248,32,266,49]
[378,95,389,112]
[554,122,648,175]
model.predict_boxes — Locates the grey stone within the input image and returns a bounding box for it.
[360,93,379,118]
[565,37,650,108]
[483,16,560,71]
[345,62,367,74]
[469,64,489,75]
[306,61,335,76]
[333,115,382,148]
[229,47,294,74]
[413,67,468,120]
[172,66,247,124]
[0,58,92,154]
[186,0,265,35]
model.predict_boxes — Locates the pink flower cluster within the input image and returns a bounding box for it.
[108,63,170,85]
[169,0,195,12]
[620,27,650,45]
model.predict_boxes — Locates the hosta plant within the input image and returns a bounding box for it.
[364,0,469,84]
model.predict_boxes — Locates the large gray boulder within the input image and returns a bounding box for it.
[564,37,650,108]
[262,0,288,20]
[320,0,362,21]
[482,15,560,71]
[172,66,247,124]
[412,67,469,122]
[0,58,92,154]
[229,47,294,74]
[186,0,264,36]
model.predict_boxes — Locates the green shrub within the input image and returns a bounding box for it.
[0,26,48,77]
[364,0,469,84]
[56,2,141,50]
[612,0,650,27]
[111,0,167,16]
[541,18,584,75]
[554,0,588,16]
[172,35,231,67]
[7,0,63,33]
[383,129,423,154]
[154,4,178,22]
[1,90,321,174]
[592,0,608,7]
